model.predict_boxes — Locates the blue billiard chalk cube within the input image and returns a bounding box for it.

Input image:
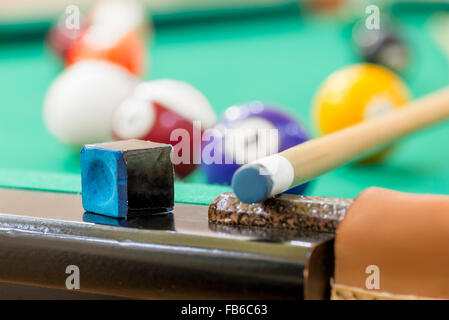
[81,139,174,218]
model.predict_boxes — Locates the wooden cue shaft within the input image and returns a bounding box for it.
[232,86,449,203]
[283,86,449,186]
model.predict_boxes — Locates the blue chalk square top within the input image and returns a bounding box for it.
[81,145,128,218]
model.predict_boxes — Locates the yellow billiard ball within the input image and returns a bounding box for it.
[313,63,410,162]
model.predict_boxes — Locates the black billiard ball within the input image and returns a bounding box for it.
[352,22,409,72]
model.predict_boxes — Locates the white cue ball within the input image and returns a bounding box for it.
[43,60,140,145]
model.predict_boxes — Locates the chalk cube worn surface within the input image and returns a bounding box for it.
[81,139,174,218]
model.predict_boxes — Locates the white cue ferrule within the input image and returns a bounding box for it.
[254,154,295,197]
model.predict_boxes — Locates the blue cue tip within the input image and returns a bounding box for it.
[231,164,273,203]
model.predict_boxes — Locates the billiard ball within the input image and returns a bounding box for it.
[66,26,145,76]
[43,60,139,145]
[352,21,409,73]
[111,79,217,178]
[90,0,149,38]
[313,63,410,162]
[201,102,310,195]
[47,0,148,69]
[65,0,147,76]
[303,0,346,13]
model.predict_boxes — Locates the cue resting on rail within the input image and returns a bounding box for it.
[232,86,449,203]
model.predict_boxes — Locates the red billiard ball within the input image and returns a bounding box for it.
[112,80,217,178]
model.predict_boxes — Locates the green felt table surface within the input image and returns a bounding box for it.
[1,5,449,206]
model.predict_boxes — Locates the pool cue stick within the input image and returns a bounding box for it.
[232,86,449,203]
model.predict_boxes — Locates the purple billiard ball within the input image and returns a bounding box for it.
[201,101,311,195]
